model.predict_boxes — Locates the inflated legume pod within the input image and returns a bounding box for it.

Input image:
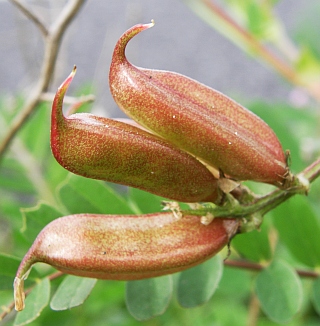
[14,212,240,311]
[109,22,292,187]
[51,67,219,203]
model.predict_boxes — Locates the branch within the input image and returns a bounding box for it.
[190,0,320,102]
[40,92,95,105]
[1,259,318,321]
[301,157,320,183]
[203,0,299,83]
[8,0,48,36]
[181,158,320,231]
[224,259,319,279]
[0,0,86,161]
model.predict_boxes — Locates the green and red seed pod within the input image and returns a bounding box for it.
[109,22,292,187]
[14,212,240,311]
[51,67,220,203]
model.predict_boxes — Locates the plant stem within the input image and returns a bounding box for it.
[188,0,320,102]
[181,158,320,226]
[248,293,260,326]
[203,0,300,83]
[40,93,95,106]
[224,259,320,278]
[0,0,85,162]
[8,0,49,37]
[302,157,320,183]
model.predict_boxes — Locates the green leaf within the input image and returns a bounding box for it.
[0,157,36,194]
[20,202,63,244]
[249,102,317,173]
[0,253,21,290]
[182,0,281,56]
[50,275,97,310]
[272,196,320,268]
[295,46,320,83]
[216,266,252,301]
[19,102,51,160]
[311,277,320,315]
[128,187,164,213]
[232,218,272,263]
[255,260,303,323]
[125,276,173,321]
[45,158,69,191]
[14,277,50,326]
[0,253,40,291]
[208,299,248,326]
[177,255,223,308]
[225,0,280,41]
[58,174,135,214]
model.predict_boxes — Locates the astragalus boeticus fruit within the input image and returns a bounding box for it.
[109,22,292,187]
[51,67,219,203]
[14,212,240,311]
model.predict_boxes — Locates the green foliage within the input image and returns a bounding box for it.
[255,260,303,323]
[50,276,97,311]
[295,47,320,83]
[1,100,319,324]
[1,1,320,325]
[0,254,25,291]
[231,217,272,263]
[177,255,223,308]
[14,278,50,326]
[248,102,318,173]
[272,196,320,268]
[312,278,320,315]
[20,203,63,244]
[125,276,173,321]
[58,174,136,215]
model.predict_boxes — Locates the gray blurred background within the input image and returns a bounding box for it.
[0,0,318,118]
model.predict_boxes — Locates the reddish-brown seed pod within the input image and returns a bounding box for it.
[14,212,239,311]
[109,22,291,187]
[51,67,219,203]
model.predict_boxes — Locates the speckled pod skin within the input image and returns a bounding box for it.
[14,212,239,310]
[15,213,239,281]
[109,22,291,187]
[51,67,219,203]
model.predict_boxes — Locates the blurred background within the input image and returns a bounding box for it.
[1,0,318,118]
[1,1,320,325]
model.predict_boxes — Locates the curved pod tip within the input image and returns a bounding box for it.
[140,19,155,30]
[60,65,76,94]
[51,67,219,203]
[109,22,291,187]
[14,213,240,311]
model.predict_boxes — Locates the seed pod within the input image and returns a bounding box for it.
[14,212,239,311]
[109,22,291,187]
[51,67,219,203]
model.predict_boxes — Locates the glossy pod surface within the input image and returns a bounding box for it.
[109,22,290,187]
[51,68,219,203]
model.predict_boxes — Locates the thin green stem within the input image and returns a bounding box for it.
[181,158,320,229]
[302,157,320,183]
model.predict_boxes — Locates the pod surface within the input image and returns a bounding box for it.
[17,213,239,280]
[109,23,290,186]
[51,68,219,203]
